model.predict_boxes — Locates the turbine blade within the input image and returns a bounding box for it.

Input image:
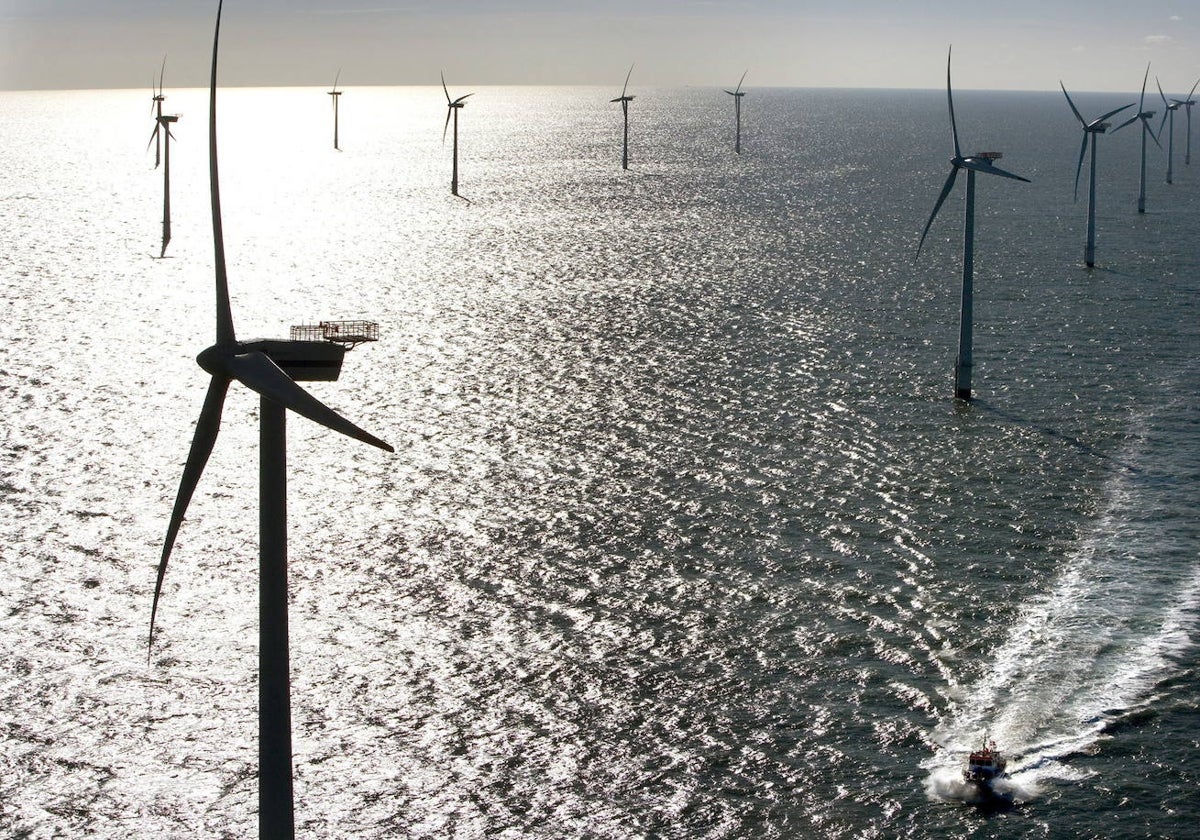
[209,0,235,347]
[150,375,230,651]
[332,67,341,93]
[917,166,958,258]
[1188,78,1199,100]
[1157,77,1168,108]
[1096,102,1134,124]
[1060,82,1086,127]
[1159,109,1169,137]
[1146,119,1162,148]
[966,160,1031,183]
[621,63,634,99]
[443,106,452,143]
[1139,63,1149,113]
[735,69,747,94]
[441,71,451,105]
[1073,133,1088,201]
[158,54,167,96]
[146,123,161,153]
[227,351,393,452]
[452,93,473,105]
[946,47,961,159]
[1112,114,1139,132]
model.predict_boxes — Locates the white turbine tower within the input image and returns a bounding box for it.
[611,64,635,170]
[1060,83,1132,268]
[327,68,343,150]
[725,70,747,154]
[150,3,392,837]
[441,72,473,198]
[1157,78,1182,184]
[1112,65,1161,214]
[1174,78,1199,165]
[916,47,1029,401]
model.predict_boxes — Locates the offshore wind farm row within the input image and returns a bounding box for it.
[146,47,1200,403]
[145,57,1200,255]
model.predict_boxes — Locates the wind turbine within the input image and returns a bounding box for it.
[725,70,747,154]
[153,109,180,259]
[1112,64,1160,214]
[611,64,635,170]
[147,57,180,257]
[1175,78,1199,165]
[148,57,167,168]
[150,3,392,838]
[327,69,343,150]
[1157,78,1182,184]
[1060,83,1132,268]
[441,72,472,198]
[916,47,1029,401]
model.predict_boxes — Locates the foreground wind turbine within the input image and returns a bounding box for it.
[327,69,343,150]
[1157,78,1182,184]
[611,64,635,170]
[1112,64,1161,214]
[150,3,392,837]
[916,47,1029,401]
[148,57,167,168]
[1060,83,1132,268]
[441,72,472,198]
[1175,78,1199,165]
[725,70,747,154]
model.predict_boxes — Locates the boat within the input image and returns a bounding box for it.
[963,736,1007,784]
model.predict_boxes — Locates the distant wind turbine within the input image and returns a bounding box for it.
[328,69,343,150]
[1112,64,1160,214]
[441,72,473,198]
[1175,78,1199,165]
[611,64,635,170]
[1157,78,1182,184]
[148,57,167,168]
[725,70,747,154]
[150,3,392,838]
[1060,83,1132,268]
[147,62,181,259]
[916,47,1029,401]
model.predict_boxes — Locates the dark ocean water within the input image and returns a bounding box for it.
[1,84,1198,838]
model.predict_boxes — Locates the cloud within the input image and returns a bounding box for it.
[1143,34,1172,45]
[1170,15,1181,21]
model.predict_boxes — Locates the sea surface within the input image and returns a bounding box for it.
[1,83,1198,838]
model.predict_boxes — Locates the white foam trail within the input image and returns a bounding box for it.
[926,400,1200,802]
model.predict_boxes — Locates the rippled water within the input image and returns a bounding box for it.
[2,84,1198,838]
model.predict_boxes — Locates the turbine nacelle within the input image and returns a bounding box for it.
[610,95,635,104]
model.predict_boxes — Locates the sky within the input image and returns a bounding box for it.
[1,1,1197,93]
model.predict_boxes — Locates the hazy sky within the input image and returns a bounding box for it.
[1,1,1197,93]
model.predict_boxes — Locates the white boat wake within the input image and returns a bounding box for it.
[926,397,1200,803]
